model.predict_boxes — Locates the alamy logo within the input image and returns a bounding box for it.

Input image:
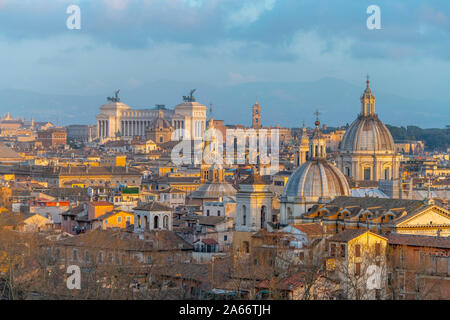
[66,5,81,30]
[171,128,280,174]
[366,5,381,30]
[366,264,382,290]
[66,265,81,290]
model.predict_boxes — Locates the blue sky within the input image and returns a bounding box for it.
[0,0,449,126]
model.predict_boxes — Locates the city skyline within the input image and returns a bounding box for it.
[0,1,449,127]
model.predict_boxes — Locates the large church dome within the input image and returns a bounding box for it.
[340,78,395,153]
[283,120,351,202]
[340,115,395,152]
[283,159,351,201]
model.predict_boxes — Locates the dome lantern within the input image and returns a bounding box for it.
[309,112,327,160]
[361,75,376,117]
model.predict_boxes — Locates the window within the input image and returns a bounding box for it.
[364,168,371,181]
[299,252,305,260]
[126,216,131,222]
[55,247,60,259]
[98,251,103,263]
[217,210,221,217]
[206,209,210,216]
[73,249,78,261]
[330,243,336,257]
[345,167,351,176]
[419,251,425,266]
[224,235,228,241]
[340,244,346,258]
[384,168,390,180]
[355,244,361,258]
[243,241,249,253]
[85,250,90,262]
[117,216,122,223]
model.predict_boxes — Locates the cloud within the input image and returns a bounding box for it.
[227,72,258,85]
[104,0,132,10]
[228,0,277,28]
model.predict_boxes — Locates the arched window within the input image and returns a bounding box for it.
[345,167,351,176]
[242,205,247,226]
[154,215,159,229]
[163,215,169,229]
[137,215,141,228]
[364,168,371,181]
[384,168,390,180]
[261,206,266,228]
[144,216,148,230]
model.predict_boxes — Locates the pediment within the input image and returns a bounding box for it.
[396,206,450,228]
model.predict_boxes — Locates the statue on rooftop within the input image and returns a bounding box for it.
[183,89,196,102]
[107,89,121,102]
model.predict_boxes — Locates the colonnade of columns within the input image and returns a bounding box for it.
[98,120,109,138]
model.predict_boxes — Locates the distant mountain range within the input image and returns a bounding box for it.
[0,77,448,128]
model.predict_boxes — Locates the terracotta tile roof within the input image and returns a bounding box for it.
[183,215,227,226]
[62,205,85,216]
[198,238,218,245]
[327,229,369,242]
[329,196,424,212]
[256,272,308,291]
[387,233,450,249]
[90,201,113,206]
[291,223,324,235]
[153,263,210,282]
[134,201,173,212]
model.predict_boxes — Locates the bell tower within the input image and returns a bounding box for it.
[295,121,310,167]
[252,101,261,129]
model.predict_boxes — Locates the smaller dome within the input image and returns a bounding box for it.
[190,182,237,199]
[149,110,172,130]
[283,160,351,201]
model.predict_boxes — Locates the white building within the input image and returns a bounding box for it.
[133,202,173,232]
[96,90,206,142]
[235,171,274,232]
